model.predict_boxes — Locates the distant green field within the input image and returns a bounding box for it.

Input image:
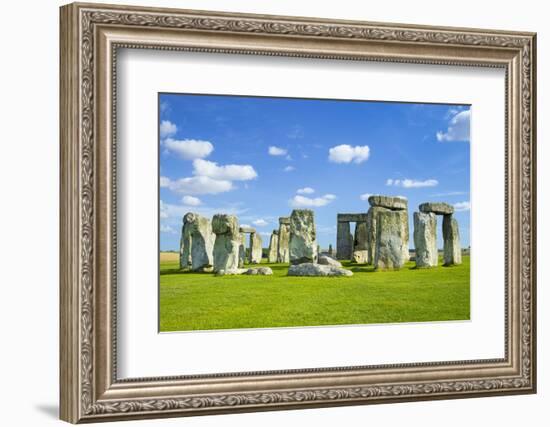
[159,256,470,332]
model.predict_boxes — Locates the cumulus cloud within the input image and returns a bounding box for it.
[159,120,177,138]
[328,144,370,164]
[436,110,471,142]
[160,224,177,234]
[160,175,233,195]
[359,193,372,201]
[429,191,468,197]
[387,178,438,188]
[252,219,268,227]
[290,194,336,208]
[268,146,287,156]
[192,159,257,181]
[181,195,202,206]
[453,201,471,212]
[284,166,295,172]
[297,187,315,195]
[162,138,214,160]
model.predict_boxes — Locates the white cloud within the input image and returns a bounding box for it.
[159,120,177,138]
[436,110,471,142]
[181,195,202,206]
[162,138,214,160]
[328,144,370,164]
[259,231,272,237]
[297,187,315,195]
[430,191,468,197]
[387,178,438,188]
[290,194,336,208]
[359,193,372,201]
[160,200,248,222]
[192,159,257,181]
[240,224,251,228]
[160,224,177,234]
[268,146,287,156]
[252,219,268,227]
[453,201,471,212]
[161,175,233,195]
[284,166,295,172]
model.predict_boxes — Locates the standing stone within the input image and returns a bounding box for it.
[374,210,408,270]
[267,230,279,263]
[443,215,462,266]
[401,207,410,263]
[413,212,438,268]
[238,233,246,268]
[277,217,290,263]
[249,232,263,264]
[212,214,241,273]
[289,209,318,265]
[186,213,215,271]
[328,244,333,256]
[179,213,194,269]
[336,221,353,260]
[366,206,390,265]
[353,221,369,263]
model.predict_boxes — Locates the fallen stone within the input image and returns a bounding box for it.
[243,267,273,275]
[419,202,454,215]
[215,268,249,276]
[287,263,353,277]
[443,215,462,266]
[368,195,408,210]
[352,250,369,264]
[289,209,318,264]
[318,255,342,267]
[413,211,438,267]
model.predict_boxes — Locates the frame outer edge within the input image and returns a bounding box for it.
[60,3,81,424]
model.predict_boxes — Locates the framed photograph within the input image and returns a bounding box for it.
[60,2,537,423]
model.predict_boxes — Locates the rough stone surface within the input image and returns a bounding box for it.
[318,255,342,267]
[419,202,454,215]
[374,209,408,270]
[179,212,194,269]
[287,263,353,277]
[443,215,462,266]
[238,233,246,268]
[413,212,438,268]
[239,226,256,234]
[243,267,273,275]
[185,213,215,271]
[368,195,408,210]
[212,214,241,273]
[366,206,390,265]
[289,209,318,265]
[336,221,353,260]
[267,231,279,263]
[328,244,333,256]
[215,268,248,276]
[353,250,369,264]
[249,232,263,264]
[277,217,290,263]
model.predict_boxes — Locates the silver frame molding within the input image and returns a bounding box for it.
[60,2,537,423]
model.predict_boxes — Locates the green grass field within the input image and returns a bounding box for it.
[159,255,470,332]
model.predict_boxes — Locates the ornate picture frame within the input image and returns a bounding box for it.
[60,2,536,423]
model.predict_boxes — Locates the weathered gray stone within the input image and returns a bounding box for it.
[374,209,408,270]
[287,263,353,277]
[212,214,241,273]
[328,244,333,256]
[249,232,263,264]
[179,212,194,269]
[336,221,353,260]
[277,217,290,263]
[289,209,318,265]
[353,221,369,263]
[318,255,342,267]
[239,226,256,234]
[185,213,215,271]
[413,212,438,268]
[419,202,454,215]
[337,213,369,223]
[353,250,369,264]
[366,206,390,265]
[267,230,279,263]
[243,267,273,275]
[238,233,246,267]
[215,268,248,276]
[443,215,462,266]
[368,195,408,210]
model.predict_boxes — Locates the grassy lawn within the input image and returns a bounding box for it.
[159,256,470,332]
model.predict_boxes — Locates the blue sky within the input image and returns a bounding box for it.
[159,93,471,251]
